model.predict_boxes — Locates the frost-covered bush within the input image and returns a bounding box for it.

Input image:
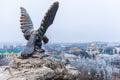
[0,57,10,66]
[70,55,120,80]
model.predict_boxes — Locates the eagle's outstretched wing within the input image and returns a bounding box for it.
[20,7,34,40]
[38,1,59,36]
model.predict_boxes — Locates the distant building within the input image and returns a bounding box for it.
[69,47,81,53]
[61,53,78,61]
[113,47,120,55]
[68,47,82,56]
[86,43,100,58]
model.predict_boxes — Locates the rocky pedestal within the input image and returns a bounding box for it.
[0,57,80,80]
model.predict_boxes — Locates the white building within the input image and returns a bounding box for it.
[113,47,120,54]
[86,43,100,58]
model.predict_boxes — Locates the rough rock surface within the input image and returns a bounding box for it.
[0,57,80,80]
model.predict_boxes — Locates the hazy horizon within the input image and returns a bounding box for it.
[0,0,120,43]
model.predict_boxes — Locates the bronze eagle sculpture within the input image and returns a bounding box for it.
[19,1,59,59]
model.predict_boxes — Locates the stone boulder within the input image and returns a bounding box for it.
[0,57,80,80]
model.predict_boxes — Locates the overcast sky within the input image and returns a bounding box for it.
[0,0,120,43]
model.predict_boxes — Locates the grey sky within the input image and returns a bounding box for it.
[0,0,120,43]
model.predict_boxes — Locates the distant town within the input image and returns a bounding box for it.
[0,41,120,57]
